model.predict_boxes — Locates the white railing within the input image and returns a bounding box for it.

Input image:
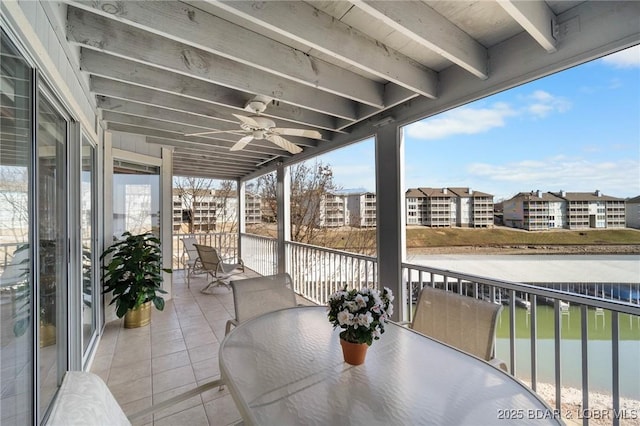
[240,234,278,276]
[172,232,238,269]
[235,234,639,424]
[286,241,378,305]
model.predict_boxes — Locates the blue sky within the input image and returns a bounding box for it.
[316,45,640,201]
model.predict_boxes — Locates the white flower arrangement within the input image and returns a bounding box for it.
[327,286,394,345]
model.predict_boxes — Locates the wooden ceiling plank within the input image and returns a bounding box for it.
[497,0,557,53]
[90,75,337,130]
[66,1,384,107]
[106,122,289,156]
[210,0,437,98]
[68,13,357,121]
[103,110,318,148]
[146,137,271,162]
[352,1,488,79]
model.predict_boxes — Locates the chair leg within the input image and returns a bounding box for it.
[200,278,231,294]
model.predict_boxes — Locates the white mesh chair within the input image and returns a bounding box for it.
[225,273,298,335]
[411,286,506,371]
[181,237,201,288]
[194,244,244,293]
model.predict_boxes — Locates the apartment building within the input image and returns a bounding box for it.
[348,192,377,227]
[626,195,640,229]
[503,191,565,230]
[405,187,494,228]
[173,189,261,232]
[317,193,350,227]
[448,187,494,228]
[504,190,626,230]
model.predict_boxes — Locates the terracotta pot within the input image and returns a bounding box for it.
[340,338,368,365]
[124,301,152,328]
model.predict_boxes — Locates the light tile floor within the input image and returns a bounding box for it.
[90,269,263,425]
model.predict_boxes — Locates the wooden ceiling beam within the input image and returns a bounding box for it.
[66,1,384,107]
[497,0,557,53]
[209,0,438,98]
[90,76,337,130]
[68,12,358,121]
[352,1,488,79]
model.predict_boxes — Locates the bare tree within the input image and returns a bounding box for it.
[252,161,376,255]
[173,176,238,234]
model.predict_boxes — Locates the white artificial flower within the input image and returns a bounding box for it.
[372,326,381,339]
[358,312,373,327]
[355,294,369,308]
[337,310,353,326]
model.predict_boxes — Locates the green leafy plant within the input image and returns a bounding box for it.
[100,232,171,318]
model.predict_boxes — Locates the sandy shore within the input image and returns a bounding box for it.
[523,381,640,426]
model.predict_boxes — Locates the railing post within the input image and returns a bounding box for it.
[238,179,245,262]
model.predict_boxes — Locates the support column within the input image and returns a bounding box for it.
[276,163,290,274]
[375,124,406,322]
[237,179,246,261]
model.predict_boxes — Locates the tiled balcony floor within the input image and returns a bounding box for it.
[89,268,269,425]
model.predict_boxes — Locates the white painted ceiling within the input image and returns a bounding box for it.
[62,1,639,180]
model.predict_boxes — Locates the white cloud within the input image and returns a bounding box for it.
[405,90,571,140]
[467,157,639,198]
[524,90,571,118]
[600,45,640,68]
[405,103,517,140]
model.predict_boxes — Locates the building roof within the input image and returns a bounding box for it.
[549,191,624,202]
[405,188,426,198]
[507,191,564,202]
[417,187,453,197]
[447,187,493,198]
[627,195,640,203]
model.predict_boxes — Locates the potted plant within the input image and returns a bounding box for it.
[100,232,171,328]
[327,286,394,365]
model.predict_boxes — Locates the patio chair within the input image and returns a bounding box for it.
[193,244,244,293]
[411,286,507,371]
[225,273,298,335]
[181,236,202,288]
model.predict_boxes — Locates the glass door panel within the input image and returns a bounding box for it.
[37,93,67,416]
[81,136,95,353]
[0,30,33,426]
[112,160,160,238]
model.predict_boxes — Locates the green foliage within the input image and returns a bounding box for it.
[100,232,171,318]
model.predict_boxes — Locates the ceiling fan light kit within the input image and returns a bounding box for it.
[185,97,321,154]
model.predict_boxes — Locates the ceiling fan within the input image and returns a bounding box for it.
[185,98,322,154]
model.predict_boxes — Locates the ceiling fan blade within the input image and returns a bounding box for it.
[230,135,254,151]
[272,128,322,139]
[185,129,244,137]
[232,114,261,128]
[266,134,303,154]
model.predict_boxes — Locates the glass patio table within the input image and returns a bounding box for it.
[219,306,562,425]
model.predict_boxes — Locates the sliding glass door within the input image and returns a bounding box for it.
[36,90,68,417]
[0,29,33,426]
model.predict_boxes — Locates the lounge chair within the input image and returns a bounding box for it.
[181,236,201,288]
[193,244,244,293]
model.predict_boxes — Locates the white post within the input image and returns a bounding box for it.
[375,123,406,322]
[237,179,246,261]
[276,163,290,274]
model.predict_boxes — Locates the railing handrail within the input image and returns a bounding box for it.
[402,262,639,315]
[239,233,276,242]
[286,240,376,262]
